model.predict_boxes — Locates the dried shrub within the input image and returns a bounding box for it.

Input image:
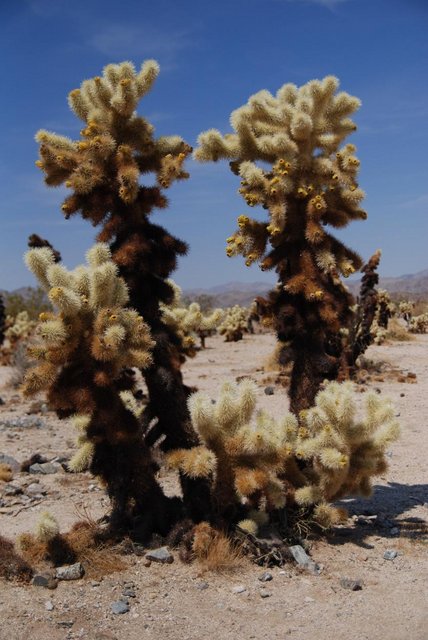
[0,535,33,583]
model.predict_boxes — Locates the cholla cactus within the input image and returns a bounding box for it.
[409,313,428,334]
[294,381,400,526]
[168,379,399,532]
[33,60,208,518]
[1,311,37,365]
[160,280,223,353]
[218,305,249,342]
[196,76,367,413]
[398,301,415,326]
[376,289,395,329]
[0,294,5,348]
[23,244,168,535]
[167,379,295,523]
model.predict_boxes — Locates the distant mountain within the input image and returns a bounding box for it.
[184,268,428,307]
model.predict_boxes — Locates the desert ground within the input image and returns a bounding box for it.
[0,331,427,640]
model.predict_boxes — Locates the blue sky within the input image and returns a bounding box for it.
[1,0,427,291]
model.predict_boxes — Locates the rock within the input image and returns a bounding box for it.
[232,585,246,594]
[0,416,45,429]
[340,578,363,591]
[390,527,400,536]
[45,600,55,611]
[195,581,209,591]
[383,550,398,560]
[264,386,275,396]
[258,571,273,582]
[111,601,129,615]
[259,589,271,598]
[0,397,4,405]
[27,400,44,415]
[0,453,20,472]
[304,596,315,603]
[122,587,136,597]
[2,484,22,496]
[56,562,85,580]
[32,573,58,589]
[95,633,118,640]
[29,462,62,475]
[25,482,47,497]
[57,621,74,628]
[288,545,322,575]
[145,547,174,564]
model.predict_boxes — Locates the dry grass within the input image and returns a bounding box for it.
[192,522,244,573]
[0,535,33,583]
[0,463,13,482]
[386,318,414,342]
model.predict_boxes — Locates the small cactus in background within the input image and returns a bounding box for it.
[196,76,367,414]
[218,305,249,342]
[23,244,172,537]
[160,280,223,354]
[0,294,5,348]
[409,312,428,334]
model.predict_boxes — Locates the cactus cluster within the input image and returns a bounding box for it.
[160,280,223,354]
[168,379,399,532]
[195,76,365,413]
[218,305,250,342]
[409,313,428,334]
[23,244,172,535]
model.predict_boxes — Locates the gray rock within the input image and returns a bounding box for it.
[56,562,85,580]
[25,482,47,497]
[390,527,400,536]
[145,547,174,564]
[264,386,275,396]
[29,462,62,475]
[122,587,136,597]
[45,600,55,611]
[383,549,398,560]
[0,453,20,472]
[258,571,273,582]
[111,600,129,615]
[57,621,74,628]
[232,585,246,594]
[0,416,45,429]
[340,578,363,591]
[259,589,271,598]
[195,581,209,591]
[2,483,22,496]
[32,573,58,589]
[288,545,322,575]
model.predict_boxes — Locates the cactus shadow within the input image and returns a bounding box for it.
[327,482,428,548]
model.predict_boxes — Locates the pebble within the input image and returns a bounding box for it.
[2,484,23,496]
[390,527,400,536]
[304,597,315,603]
[340,578,363,591]
[0,416,45,429]
[0,453,20,472]
[258,571,273,582]
[259,589,271,598]
[122,588,136,597]
[195,581,209,590]
[111,601,129,615]
[32,573,58,589]
[45,600,55,611]
[145,547,174,564]
[264,386,275,395]
[232,585,246,594]
[383,550,398,560]
[56,563,85,580]
[288,545,322,575]
[29,461,62,475]
[25,482,47,497]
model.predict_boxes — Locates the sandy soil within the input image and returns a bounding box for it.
[0,332,427,640]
